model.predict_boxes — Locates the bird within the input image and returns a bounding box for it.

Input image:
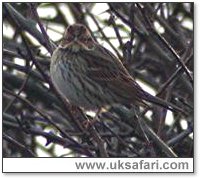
[50,23,185,115]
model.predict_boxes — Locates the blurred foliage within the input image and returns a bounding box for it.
[3,2,193,158]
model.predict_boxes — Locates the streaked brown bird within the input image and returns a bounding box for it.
[50,23,184,114]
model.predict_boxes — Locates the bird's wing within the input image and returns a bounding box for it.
[81,45,145,101]
[82,44,130,79]
[81,45,185,112]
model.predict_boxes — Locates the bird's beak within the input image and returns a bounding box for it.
[74,36,78,42]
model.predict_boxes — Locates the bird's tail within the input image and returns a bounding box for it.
[140,90,186,115]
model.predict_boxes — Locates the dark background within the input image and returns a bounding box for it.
[2,2,193,157]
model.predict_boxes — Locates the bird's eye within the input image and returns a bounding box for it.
[80,26,86,33]
[67,25,73,33]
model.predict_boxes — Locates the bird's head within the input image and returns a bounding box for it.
[59,24,96,51]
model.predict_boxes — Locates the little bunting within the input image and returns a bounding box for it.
[50,23,185,114]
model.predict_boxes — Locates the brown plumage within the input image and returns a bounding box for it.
[50,23,185,114]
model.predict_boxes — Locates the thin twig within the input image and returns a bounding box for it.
[3,132,36,157]
[3,88,85,149]
[86,10,123,60]
[29,3,54,55]
[3,63,34,113]
[4,3,55,54]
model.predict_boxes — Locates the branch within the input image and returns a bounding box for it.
[4,3,55,54]
[3,132,36,157]
[29,3,54,54]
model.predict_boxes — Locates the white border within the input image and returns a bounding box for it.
[1,0,197,177]
[3,158,193,173]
